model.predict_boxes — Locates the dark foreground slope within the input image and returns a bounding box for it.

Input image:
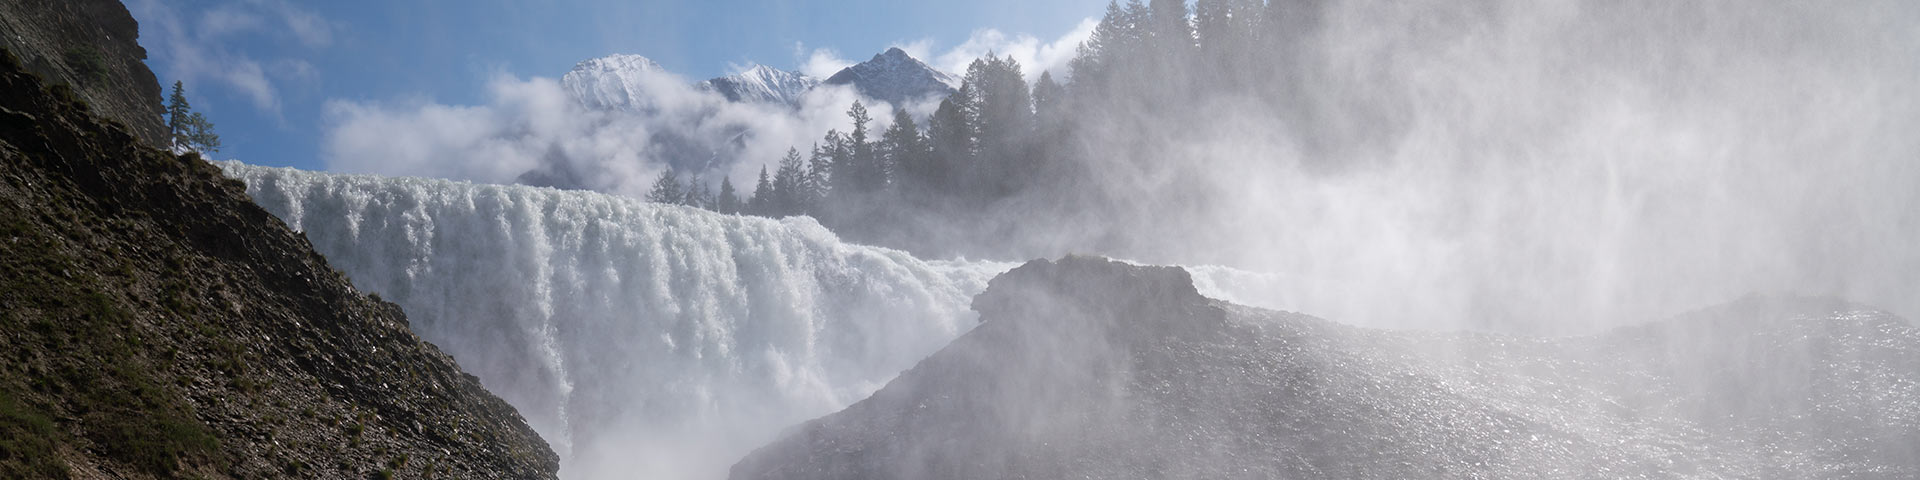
[0,49,557,478]
[732,256,1919,479]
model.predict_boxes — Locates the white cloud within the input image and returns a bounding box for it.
[252,0,335,48]
[321,19,1099,197]
[793,19,1095,85]
[198,8,266,38]
[219,59,277,110]
[128,0,335,115]
[322,68,877,197]
[888,39,936,63]
[793,42,854,80]
[931,18,1097,82]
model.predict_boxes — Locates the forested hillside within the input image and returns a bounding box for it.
[647,0,1296,257]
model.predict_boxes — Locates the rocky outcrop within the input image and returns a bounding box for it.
[0,46,557,478]
[731,256,1919,479]
[0,0,167,146]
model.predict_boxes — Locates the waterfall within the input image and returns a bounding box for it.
[221,162,1011,479]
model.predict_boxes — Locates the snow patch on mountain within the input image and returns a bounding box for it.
[699,65,820,107]
[562,48,960,112]
[562,54,672,111]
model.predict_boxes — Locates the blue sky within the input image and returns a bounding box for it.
[127,0,1097,171]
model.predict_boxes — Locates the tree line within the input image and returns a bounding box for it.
[648,0,1322,255]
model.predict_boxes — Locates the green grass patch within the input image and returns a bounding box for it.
[0,216,225,476]
[0,390,69,479]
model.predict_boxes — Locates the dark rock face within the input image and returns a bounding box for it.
[0,47,558,478]
[731,256,1919,479]
[0,0,167,146]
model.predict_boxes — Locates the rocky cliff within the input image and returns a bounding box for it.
[732,256,1919,479]
[0,0,167,146]
[0,45,558,478]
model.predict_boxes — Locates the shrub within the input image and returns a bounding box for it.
[62,48,107,86]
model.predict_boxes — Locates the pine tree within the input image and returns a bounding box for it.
[185,113,221,154]
[969,56,1033,147]
[1148,0,1195,52]
[165,81,221,153]
[845,101,881,193]
[774,148,809,213]
[823,129,853,200]
[1071,1,1137,84]
[717,176,741,214]
[750,165,774,216]
[879,108,926,192]
[805,142,832,214]
[645,170,684,204]
[167,81,189,147]
[1124,0,1153,47]
[926,97,973,197]
[1032,71,1065,120]
[684,176,713,209]
[961,55,1034,198]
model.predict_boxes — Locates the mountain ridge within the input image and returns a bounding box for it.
[698,64,819,107]
[564,47,960,110]
[562,53,669,110]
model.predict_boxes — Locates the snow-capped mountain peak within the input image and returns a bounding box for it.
[567,53,663,75]
[562,54,670,110]
[699,64,819,107]
[562,49,959,111]
[823,47,960,105]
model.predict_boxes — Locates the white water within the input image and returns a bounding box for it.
[220,162,1011,479]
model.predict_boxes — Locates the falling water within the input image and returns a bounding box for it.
[221,162,1011,479]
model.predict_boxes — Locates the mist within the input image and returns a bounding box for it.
[220,162,1012,478]
[218,0,1920,477]
[326,0,1917,336]
[1002,0,1920,334]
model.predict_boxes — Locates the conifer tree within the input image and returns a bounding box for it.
[805,142,832,214]
[960,55,1034,198]
[682,176,713,208]
[165,81,221,153]
[926,97,973,196]
[1148,0,1195,53]
[1071,1,1141,84]
[823,129,853,200]
[1032,71,1065,120]
[646,170,685,204]
[750,165,774,216]
[1124,0,1153,45]
[880,108,927,192]
[774,148,808,216]
[845,101,881,193]
[167,81,190,143]
[964,56,1032,152]
[717,176,740,214]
